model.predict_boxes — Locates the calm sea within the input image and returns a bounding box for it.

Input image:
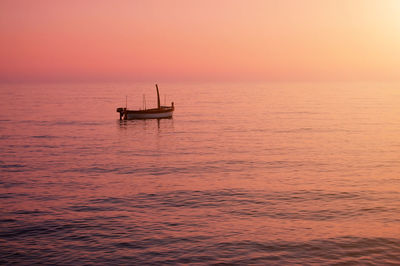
[0,82,399,265]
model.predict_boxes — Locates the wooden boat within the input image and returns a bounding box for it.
[117,84,174,120]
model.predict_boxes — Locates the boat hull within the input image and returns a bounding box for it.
[126,110,173,119]
[117,106,174,119]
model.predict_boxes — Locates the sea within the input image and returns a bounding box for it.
[0,82,399,265]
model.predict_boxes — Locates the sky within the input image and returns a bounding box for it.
[1,0,400,82]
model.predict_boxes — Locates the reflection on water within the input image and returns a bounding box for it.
[118,117,174,131]
[0,82,400,264]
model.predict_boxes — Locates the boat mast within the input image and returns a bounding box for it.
[156,84,160,109]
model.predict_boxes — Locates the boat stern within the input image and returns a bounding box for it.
[116,107,126,120]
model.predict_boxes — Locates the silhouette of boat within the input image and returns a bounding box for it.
[117,84,174,120]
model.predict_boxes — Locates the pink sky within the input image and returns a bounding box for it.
[1,0,400,82]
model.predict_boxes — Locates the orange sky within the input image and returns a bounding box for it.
[1,0,400,82]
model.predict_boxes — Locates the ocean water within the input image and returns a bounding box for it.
[0,82,399,265]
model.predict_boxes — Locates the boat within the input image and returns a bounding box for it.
[116,84,174,120]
